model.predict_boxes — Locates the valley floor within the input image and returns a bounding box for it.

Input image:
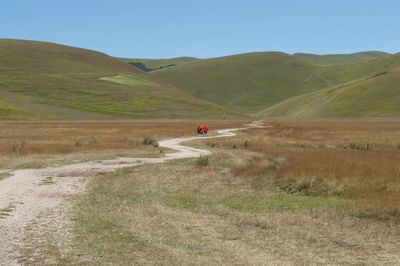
[1,119,400,265]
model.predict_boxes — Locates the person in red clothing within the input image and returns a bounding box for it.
[197,125,209,134]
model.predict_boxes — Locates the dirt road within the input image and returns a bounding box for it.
[0,121,264,265]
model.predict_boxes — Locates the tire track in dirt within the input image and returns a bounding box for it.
[0,121,264,265]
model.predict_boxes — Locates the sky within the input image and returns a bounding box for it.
[1,0,399,58]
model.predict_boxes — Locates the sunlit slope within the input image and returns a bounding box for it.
[259,57,400,117]
[151,52,331,112]
[309,53,400,86]
[0,39,234,119]
[294,51,389,66]
[153,51,400,114]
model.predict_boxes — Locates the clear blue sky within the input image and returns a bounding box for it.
[1,0,399,58]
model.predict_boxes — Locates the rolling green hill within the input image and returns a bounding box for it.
[0,39,234,119]
[294,51,389,66]
[119,57,198,72]
[1,39,397,119]
[152,51,399,116]
[151,52,328,112]
[259,54,400,117]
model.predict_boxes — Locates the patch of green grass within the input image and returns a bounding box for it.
[0,172,11,181]
[0,99,32,119]
[9,161,56,170]
[73,168,152,261]
[100,74,157,86]
[75,206,147,256]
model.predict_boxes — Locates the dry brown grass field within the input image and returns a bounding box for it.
[0,120,247,169]
[3,118,400,265]
[54,118,399,265]
[212,118,400,222]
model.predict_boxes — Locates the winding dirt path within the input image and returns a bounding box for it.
[0,121,264,265]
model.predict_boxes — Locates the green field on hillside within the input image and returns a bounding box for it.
[100,74,158,87]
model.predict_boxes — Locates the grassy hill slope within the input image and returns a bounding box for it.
[259,54,400,117]
[151,52,335,112]
[294,51,389,66]
[119,57,198,72]
[152,51,398,114]
[0,39,233,119]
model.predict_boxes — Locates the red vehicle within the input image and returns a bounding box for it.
[197,125,209,134]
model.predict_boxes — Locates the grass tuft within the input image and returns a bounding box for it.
[195,155,209,166]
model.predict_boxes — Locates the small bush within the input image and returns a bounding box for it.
[207,142,217,148]
[123,137,137,146]
[346,143,371,151]
[11,140,25,155]
[244,140,250,147]
[74,138,82,147]
[196,155,209,166]
[88,136,97,144]
[143,136,159,147]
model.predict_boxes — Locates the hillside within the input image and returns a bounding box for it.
[152,51,398,114]
[119,57,198,72]
[151,52,331,112]
[0,39,234,119]
[259,54,400,117]
[294,51,390,66]
[2,39,397,119]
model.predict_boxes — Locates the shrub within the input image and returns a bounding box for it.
[11,140,25,155]
[196,155,209,166]
[74,138,82,147]
[88,136,97,144]
[123,137,136,146]
[244,140,250,147]
[346,143,371,150]
[143,136,159,147]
